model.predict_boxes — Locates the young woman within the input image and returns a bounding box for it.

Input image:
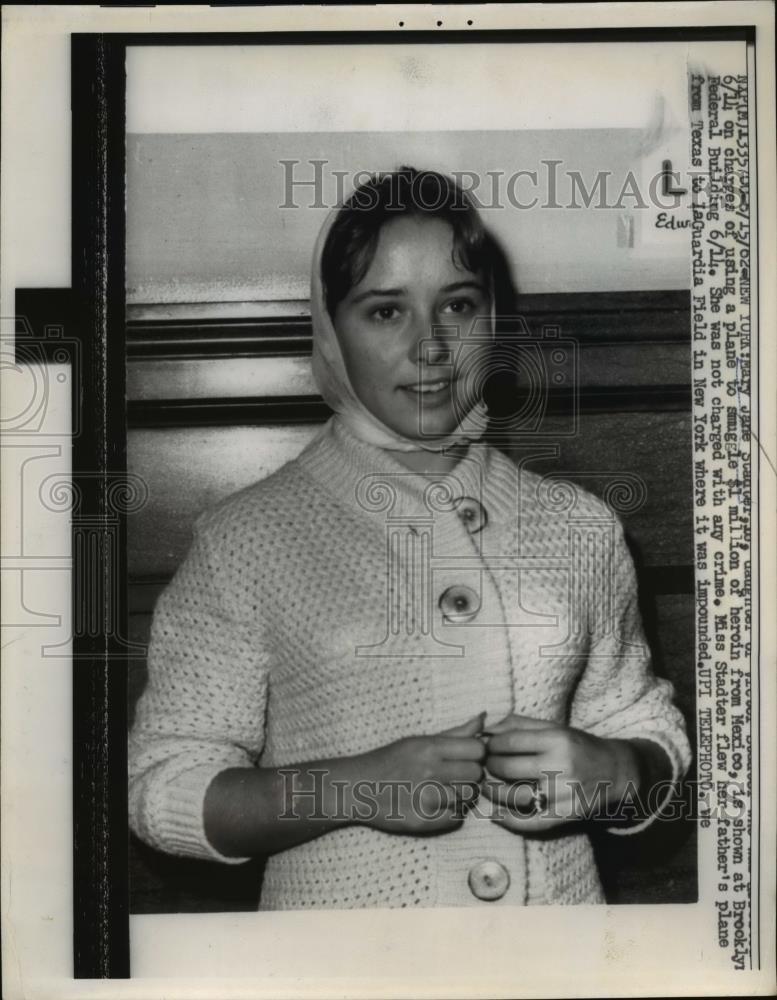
[128,167,691,908]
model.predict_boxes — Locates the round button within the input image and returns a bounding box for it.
[438,584,480,623]
[468,859,510,901]
[453,496,488,534]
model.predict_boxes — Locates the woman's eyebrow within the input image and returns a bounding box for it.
[442,280,486,294]
[349,280,485,304]
[349,287,405,304]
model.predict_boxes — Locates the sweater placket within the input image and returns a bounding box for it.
[296,419,532,906]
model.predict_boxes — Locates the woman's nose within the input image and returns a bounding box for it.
[407,312,453,366]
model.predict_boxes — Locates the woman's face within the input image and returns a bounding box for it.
[332,215,490,442]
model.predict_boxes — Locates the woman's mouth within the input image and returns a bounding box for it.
[402,379,453,395]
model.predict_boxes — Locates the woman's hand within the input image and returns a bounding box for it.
[350,713,487,834]
[481,714,643,833]
[204,713,487,858]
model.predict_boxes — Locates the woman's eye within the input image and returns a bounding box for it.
[443,298,475,315]
[371,305,401,322]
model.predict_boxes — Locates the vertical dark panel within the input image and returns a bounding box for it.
[71,34,129,978]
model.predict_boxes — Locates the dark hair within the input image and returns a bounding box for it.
[321,166,495,319]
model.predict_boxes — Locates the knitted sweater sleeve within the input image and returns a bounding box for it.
[567,516,692,835]
[128,516,269,863]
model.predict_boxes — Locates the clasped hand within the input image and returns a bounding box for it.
[480,713,640,833]
[354,711,640,835]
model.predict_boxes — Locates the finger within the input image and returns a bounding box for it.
[430,783,479,817]
[478,780,551,826]
[480,775,541,806]
[445,761,484,784]
[452,778,483,810]
[484,714,554,736]
[487,729,557,756]
[439,759,483,785]
[484,777,567,828]
[438,736,487,762]
[485,754,545,782]
[492,809,569,835]
[479,777,502,803]
[439,712,486,738]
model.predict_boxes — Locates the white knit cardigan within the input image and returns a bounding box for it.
[128,415,692,909]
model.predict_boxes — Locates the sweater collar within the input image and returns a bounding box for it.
[295,415,518,527]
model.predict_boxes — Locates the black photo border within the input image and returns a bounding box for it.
[14,21,759,979]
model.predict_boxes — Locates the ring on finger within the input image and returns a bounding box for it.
[530,783,548,815]
[510,780,547,818]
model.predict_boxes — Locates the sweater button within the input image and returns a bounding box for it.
[438,584,480,623]
[454,496,488,534]
[468,859,510,901]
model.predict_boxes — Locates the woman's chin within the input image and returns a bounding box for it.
[392,417,460,442]
[394,397,458,437]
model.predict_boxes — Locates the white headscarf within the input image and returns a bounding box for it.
[309,201,492,454]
